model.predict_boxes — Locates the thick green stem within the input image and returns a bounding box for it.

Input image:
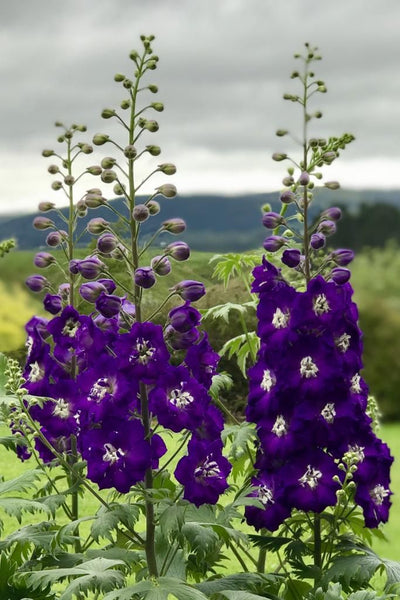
[313,513,322,586]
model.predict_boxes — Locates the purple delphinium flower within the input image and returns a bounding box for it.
[114,321,169,382]
[148,365,210,433]
[263,235,287,252]
[245,473,291,532]
[175,438,231,506]
[95,292,123,318]
[185,333,219,389]
[281,248,301,268]
[164,325,200,350]
[172,280,206,302]
[80,281,107,303]
[80,417,166,493]
[26,274,48,292]
[47,306,89,349]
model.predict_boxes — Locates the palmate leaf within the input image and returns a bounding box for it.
[195,573,280,597]
[0,522,76,553]
[0,497,51,522]
[222,422,256,461]
[90,502,140,542]
[202,302,255,323]
[15,557,125,600]
[0,552,55,600]
[181,522,220,556]
[219,332,259,377]
[323,541,400,591]
[248,534,291,553]
[209,372,233,401]
[209,253,261,288]
[0,469,41,496]
[104,576,210,600]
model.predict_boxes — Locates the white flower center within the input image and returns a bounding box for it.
[300,356,319,378]
[271,415,288,437]
[335,333,351,353]
[129,339,156,365]
[370,484,390,506]
[260,369,276,392]
[258,485,274,506]
[313,293,330,316]
[52,398,70,419]
[299,465,322,490]
[89,377,112,402]
[169,387,194,409]
[272,307,290,329]
[194,455,222,479]
[102,443,125,465]
[25,336,34,357]
[350,374,362,394]
[346,444,365,464]
[28,361,44,383]
[62,317,80,337]
[321,403,336,424]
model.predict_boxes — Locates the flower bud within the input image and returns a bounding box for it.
[101,108,115,119]
[101,169,117,183]
[58,283,70,300]
[140,119,159,132]
[330,248,355,266]
[95,292,122,318]
[84,190,105,208]
[79,281,107,303]
[48,164,59,174]
[114,73,125,82]
[69,259,80,275]
[272,152,287,162]
[263,235,287,252]
[124,145,137,159]
[147,200,160,215]
[38,201,56,212]
[51,181,63,191]
[310,232,326,249]
[151,102,164,112]
[158,163,176,175]
[92,133,110,146]
[281,248,301,268]
[87,217,109,234]
[280,190,296,204]
[322,151,337,164]
[330,267,351,285]
[151,255,171,276]
[282,176,294,186]
[134,266,156,289]
[317,220,336,236]
[146,145,161,156]
[262,212,284,229]
[148,84,158,93]
[81,144,93,154]
[261,203,272,213]
[112,183,124,195]
[43,293,62,315]
[101,157,116,169]
[87,165,102,176]
[64,175,75,186]
[123,78,133,89]
[46,231,64,247]
[162,218,186,234]
[97,233,118,254]
[120,99,131,110]
[169,302,201,333]
[324,181,340,190]
[165,325,200,350]
[298,171,310,186]
[156,184,177,198]
[133,204,150,222]
[42,149,54,157]
[321,206,342,221]
[77,256,105,280]
[165,241,190,261]
[171,280,206,302]
[34,252,56,268]
[98,278,117,294]
[26,274,48,292]
[275,129,288,137]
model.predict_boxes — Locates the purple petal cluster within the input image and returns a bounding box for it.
[20,303,229,503]
[245,258,393,531]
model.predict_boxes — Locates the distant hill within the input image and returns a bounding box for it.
[0,189,399,252]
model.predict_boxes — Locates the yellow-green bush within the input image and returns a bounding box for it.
[0,282,42,352]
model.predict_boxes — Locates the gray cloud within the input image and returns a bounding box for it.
[1,0,400,213]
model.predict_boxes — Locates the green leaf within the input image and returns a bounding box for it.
[0,497,51,522]
[209,372,233,402]
[104,577,209,600]
[0,469,41,496]
[90,502,140,542]
[216,590,276,600]
[219,333,259,377]
[196,573,280,596]
[202,302,250,323]
[248,534,291,552]
[222,422,256,461]
[283,579,312,600]
[181,521,219,555]
[15,557,125,599]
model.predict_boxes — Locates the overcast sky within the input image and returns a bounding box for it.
[1,0,400,216]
